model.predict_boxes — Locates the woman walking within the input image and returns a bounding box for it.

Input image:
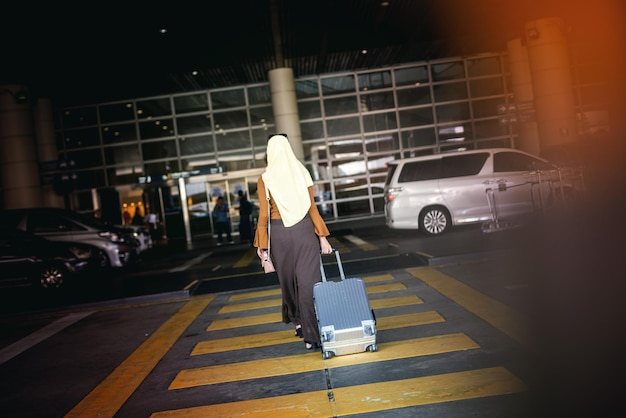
[254,134,333,350]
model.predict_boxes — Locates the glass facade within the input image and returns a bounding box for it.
[54,51,609,229]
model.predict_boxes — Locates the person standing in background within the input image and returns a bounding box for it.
[253,134,333,350]
[213,196,233,246]
[237,190,254,244]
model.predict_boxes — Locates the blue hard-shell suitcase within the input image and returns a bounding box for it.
[313,249,377,359]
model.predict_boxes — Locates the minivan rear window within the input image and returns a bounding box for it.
[384,164,399,186]
[441,152,489,178]
[493,151,554,172]
[398,159,441,182]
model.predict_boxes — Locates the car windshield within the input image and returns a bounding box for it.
[63,210,114,229]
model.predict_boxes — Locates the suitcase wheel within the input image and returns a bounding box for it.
[322,351,332,360]
[368,344,378,352]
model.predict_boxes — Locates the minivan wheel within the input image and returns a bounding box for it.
[420,207,451,235]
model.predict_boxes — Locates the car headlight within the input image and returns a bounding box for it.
[99,231,123,242]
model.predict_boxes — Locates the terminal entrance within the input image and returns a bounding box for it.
[184,168,264,243]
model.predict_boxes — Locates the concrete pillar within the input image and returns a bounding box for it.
[0,85,43,209]
[268,68,304,161]
[507,38,541,156]
[525,17,579,154]
[34,97,64,207]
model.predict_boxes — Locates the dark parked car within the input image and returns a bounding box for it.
[0,227,96,290]
[0,207,136,267]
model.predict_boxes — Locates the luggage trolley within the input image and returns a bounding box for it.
[481,181,528,233]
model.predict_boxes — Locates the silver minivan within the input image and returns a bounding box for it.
[383,148,581,235]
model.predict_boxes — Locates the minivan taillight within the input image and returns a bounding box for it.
[385,187,403,202]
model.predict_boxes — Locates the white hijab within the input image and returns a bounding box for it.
[262,134,313,227]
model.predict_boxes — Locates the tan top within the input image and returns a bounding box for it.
[253,176,330,249]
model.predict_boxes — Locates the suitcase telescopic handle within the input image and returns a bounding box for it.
[320,248,346,282]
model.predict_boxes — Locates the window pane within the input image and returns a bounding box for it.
[301,121,324,140]
[139,119,174,139]
[394,66,429,86]
[469,77,504,97]
[99,102,135,123]
[104,144,140,165]
[217,150,256,171]
[176,114,212,135]
[213,110,248,130]
[145,160,179,176]
[249,105,274,126]
[321,75,355,96]
[298,101,322,119]
[142,140,177,160]
[365,132,400,153]
[63,127,100,149]
[435,102,470,123]
[324,96,358,116]
[326,116,360,136]
[179,134,215,156]
[398,108,434,127]
[402,128,436,148]
[438,123,472,143]
[136,98,171,118]
[474,118,506,139]
[74,169,106,189]
[467,56,501,77]
[61,107,98,128]
[296,79,319,98]
[363,111,397,132]
[101,123,137,145]
[360,91,395,111]
[358,70,392,91]
[107,166,144,186]
[304,141,327,163]
[433,81,467,102]
[67,149,103,169]
[174,94,209,114]
[252,128,271,149]
[215,130,251,152]
[211,89,245,109]
[396,86,432,107]
[248,85,271,105]
[472,98,502,118]
[431,61,465,81]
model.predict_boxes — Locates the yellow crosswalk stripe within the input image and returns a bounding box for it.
[170,333,479,389]
[207,312,281,331]
[363,274,394,283]
[370,294,423,308]
[66,295,215,418]
[344,234,378,251]
[233,247,257,268]
[332,366,527,415]
[218,282,408,314]
[408,266,531,347]
[229,288,281,301]
[192,311,445,355]
[154,367,526,418]
[228,274,396,303]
